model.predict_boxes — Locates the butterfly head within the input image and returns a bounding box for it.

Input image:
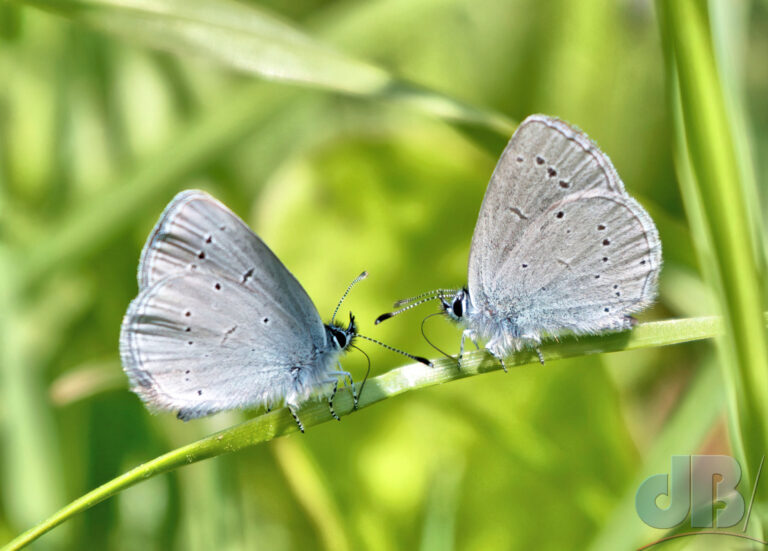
[326,311,357,351]
[441,287,470,322]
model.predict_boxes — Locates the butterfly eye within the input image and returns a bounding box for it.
[452,298,463,318]
[333,331,347,349]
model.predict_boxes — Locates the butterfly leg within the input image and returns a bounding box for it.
[485,344,508,373]
[518,333,544,365]
[336,362,359,409]
[346,374,358,410]
[457,329,470,368]
[332,366,353,388]
[327,380,341,421]
[287,404,305,433]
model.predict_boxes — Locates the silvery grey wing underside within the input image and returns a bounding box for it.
[137,189,326,348]
[468,114,627,301]
[120,272,333,419]
[476,190,661,338]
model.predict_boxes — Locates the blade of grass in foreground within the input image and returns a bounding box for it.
[657,0,768,534]
[3,315,766,551]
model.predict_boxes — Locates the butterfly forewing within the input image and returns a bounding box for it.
[138,190,326,347]
[120,272,329,419]
[469,115,627,297]
[479,190,660,339]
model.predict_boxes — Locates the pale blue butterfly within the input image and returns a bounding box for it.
[376,115,662,369]
[120,190,429,431]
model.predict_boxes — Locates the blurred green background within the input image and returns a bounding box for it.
[1,0,767,549]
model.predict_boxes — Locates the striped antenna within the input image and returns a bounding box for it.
[394,288,460,307]
[356,334,432,367]
[375,289,457,325]
[331,271,368,324]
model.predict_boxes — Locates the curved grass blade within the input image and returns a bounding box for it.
[12,0,514,136]
[3,315,766,551]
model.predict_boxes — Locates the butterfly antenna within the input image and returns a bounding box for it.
[394,289,459,308]
[350,345,371,409]
[357,334,433,367]
[421,312,456,362]
[375,289,458,325]
[331,271,368,324]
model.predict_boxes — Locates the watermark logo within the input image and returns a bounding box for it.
[635,455,765,549]
[636,455,744,528]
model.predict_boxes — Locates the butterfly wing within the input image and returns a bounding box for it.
[480,190,661,341]
[137,190,326,348]
[120,272,333,419]
[468,115,626,298]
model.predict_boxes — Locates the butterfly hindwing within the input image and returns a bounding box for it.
[120,272,332,419]
[476,190,661,341]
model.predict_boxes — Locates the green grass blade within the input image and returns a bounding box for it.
[11,0,514,136]
[15,0,517,287]
[709,0,767,276]
[2,315,764,551]
[19,0,390,94]
[657,0,768,535]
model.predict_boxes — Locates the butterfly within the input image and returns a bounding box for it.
[376,115,662,369]
[120,190,428,432]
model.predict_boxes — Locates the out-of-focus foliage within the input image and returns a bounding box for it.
[0,0,766,549]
